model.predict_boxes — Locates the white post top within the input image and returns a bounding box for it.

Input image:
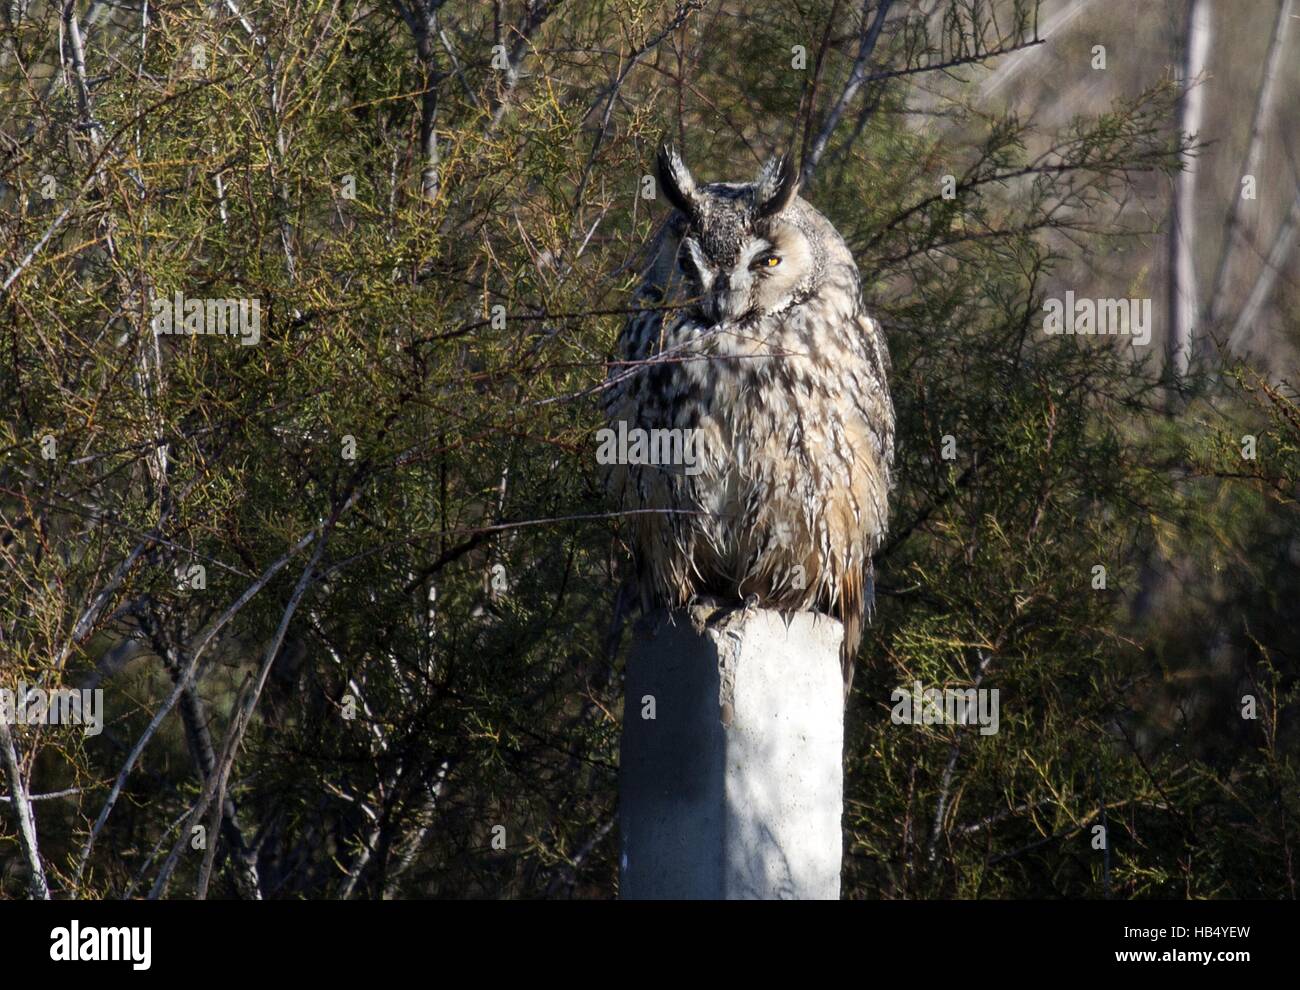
[619,605,845,900]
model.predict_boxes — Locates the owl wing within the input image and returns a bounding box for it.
[853,309,896,486]
[838,309,895,697]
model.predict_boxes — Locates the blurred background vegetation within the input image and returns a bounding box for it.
[1,0,1296,899]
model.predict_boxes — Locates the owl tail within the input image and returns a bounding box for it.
[838,565,874,705]
[840,613,861,705]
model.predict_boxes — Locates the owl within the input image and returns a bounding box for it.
[604,146,894,699]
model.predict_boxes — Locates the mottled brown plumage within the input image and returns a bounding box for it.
[604,147,894,699]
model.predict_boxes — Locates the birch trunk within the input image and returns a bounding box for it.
[1166,0,1211,387]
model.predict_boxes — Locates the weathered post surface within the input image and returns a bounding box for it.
[619,603,844,899]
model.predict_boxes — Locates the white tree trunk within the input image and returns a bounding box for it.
[1167,0,1212,385]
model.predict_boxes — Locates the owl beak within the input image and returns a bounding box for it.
[707,287,748,324]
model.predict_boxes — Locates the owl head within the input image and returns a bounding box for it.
[656,145,817,324]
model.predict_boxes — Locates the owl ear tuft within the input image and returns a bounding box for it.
[656,144,701,221]
[753,153,800,218]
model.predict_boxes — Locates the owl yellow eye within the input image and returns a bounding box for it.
[755,254,781,269]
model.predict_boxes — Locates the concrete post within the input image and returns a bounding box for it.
[619,603,845,899]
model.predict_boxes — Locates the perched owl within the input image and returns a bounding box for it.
[604,146,894,699]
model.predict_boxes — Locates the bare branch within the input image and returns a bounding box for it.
[1206,0,1294,328]
[0,721,51,899]
[801,0,896,185]
[74,526,322,884]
